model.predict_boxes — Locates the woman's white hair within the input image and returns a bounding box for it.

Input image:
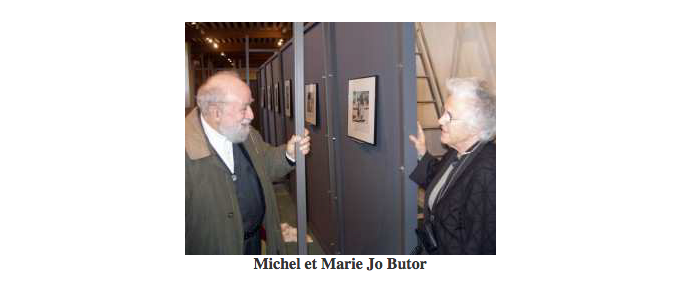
[445,77,496,141]
[196,70,241,116]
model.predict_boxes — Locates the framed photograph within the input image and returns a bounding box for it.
[274,83,281,114]
[271,83,277,112]
[266,85,272,111]
[260,86,265,108]
[347,76,377,145]
[284,79,292,117]
[305,83,318,126]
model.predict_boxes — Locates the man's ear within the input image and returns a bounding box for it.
[209,105,222,122]
[202,106,220,126]
[211,106,220,119]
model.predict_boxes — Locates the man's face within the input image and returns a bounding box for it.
[215,79,255,143]
[438,96,478,148]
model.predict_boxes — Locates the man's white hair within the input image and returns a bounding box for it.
[196,70,241,116]
[446,77,496,141]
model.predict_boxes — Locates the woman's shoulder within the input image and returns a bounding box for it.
[473,141,496,169]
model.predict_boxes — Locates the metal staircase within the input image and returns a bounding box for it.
[415,22,447,157]
[415,22,444,120]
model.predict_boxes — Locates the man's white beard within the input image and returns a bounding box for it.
[220,121,251,143]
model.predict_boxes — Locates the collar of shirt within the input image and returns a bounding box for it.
[456,141,481,160]
[200,114,235,173]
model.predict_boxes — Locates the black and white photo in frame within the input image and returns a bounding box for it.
[347,76,377,144]
[274,83,280,113]
[260,86,265,108]
[284,79,292,117]
[305,83,318,126]
[266,85,272,111]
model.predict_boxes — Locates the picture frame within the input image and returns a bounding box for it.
[260,86,265,108]
[274,82,280,114]
[266,85,272,111]
[347,76,377,145]
[305,83,318,126]
[284,79,292,117]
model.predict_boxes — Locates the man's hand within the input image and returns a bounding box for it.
[286,128,311,161]
[408,121,427,157]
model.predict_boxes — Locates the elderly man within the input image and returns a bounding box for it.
[409,78,496,255]
[185,71,310,255]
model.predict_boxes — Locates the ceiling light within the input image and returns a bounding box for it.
[221,52,225,56]
[206,38,212,43]
[213,43,218,49]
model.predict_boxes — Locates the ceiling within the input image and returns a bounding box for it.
[186,22,293,69]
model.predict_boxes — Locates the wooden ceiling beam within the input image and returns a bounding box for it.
[203,53,273,58]
[207,58,269,69]
[189,42,278,54]
[186,27,285,40]
[198,54,272,64]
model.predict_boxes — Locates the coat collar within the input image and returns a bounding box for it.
[185,108,213,160]
[185,107,261,162]
[427,141,487,212]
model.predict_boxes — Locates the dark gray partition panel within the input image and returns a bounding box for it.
[284,23,338,254]
[254,70,264,135]
[250,78,260,132]
[272,56,286,147]
[330,22,417,254]
[280,43,297,202]
[397,23,419,255]
[260,65,270,142]
[280,45,295,152]
[265,62,276,145]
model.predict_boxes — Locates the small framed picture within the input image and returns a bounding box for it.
[347,76,377,145]
[305,83,318,126]
[284,80,292,117]
[260,86,265,108]
[274,83,281,113]
[266,85,272,111]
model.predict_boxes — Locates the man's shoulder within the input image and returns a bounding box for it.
[248,126,262,140]
[185,109,212,160]
[244,127,266,148]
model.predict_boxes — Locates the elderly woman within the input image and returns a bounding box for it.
[409,78,496,255]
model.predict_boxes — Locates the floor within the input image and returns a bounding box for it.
[267,183,424,255]
[269,182,326,255]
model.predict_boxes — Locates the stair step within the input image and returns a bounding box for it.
[417,100,435,104]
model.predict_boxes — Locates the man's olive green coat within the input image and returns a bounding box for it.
[185,108,293,254]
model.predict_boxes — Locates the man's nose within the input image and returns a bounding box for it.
[246,106,254,120]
